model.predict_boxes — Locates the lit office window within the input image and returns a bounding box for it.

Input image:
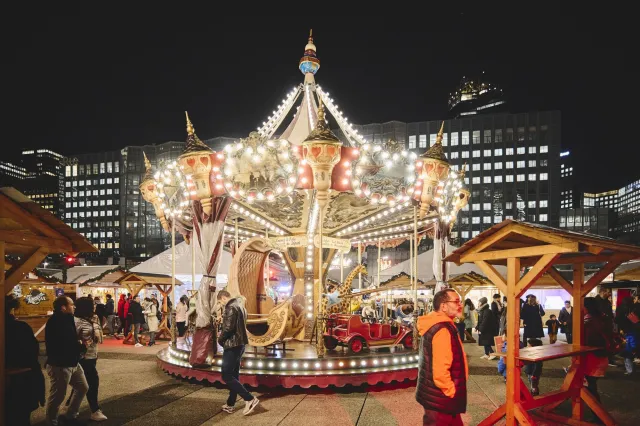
[409,135,416,149]
[540,146,548,153]
[539,214,548,222]
[517,147,525,155]
[472,217,480,224]
[506,162,514,169]
[450,133,458,146]
[483,176,492,183]
[473,131,480,144]
[419,135,427,148]
[484,150,491,157]
[462,132,469,145]
[494,162,503,170]
[473,150,480,158]
[528,147,537,154]
[528,174,537,181]
[517,175,525,181]
[540,173,548,180]
[539,200,548,208]
[528,160,537,167]
[429,134,437,147]
[483,163,491,170]
[450,152,459,159]
[462,151,469,158]
[483,203,491,210]
[472,203,480,211]
[472,177,480,184]
[517,161,525,168]
[506,148,514,155]
[506,175,514,182]
[483,216,491,224]
[495,176,503,183]
[494,149,503,156]
[473,164,480,171]
[528,201,536,208]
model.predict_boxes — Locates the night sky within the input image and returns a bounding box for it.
[7,11,637,192]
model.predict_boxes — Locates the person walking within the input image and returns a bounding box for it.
[116,294,126,336]
[44,296,89,426]
[521,294,545,344]
[216,291,260,416]
[176,295,189,338]
[415,289,468,425]
[476,297,498,360]
[72,296,107,421]
[558,300,573,344]
[462,299,476,343]
[144,297,159,346]
[129,295,145,347]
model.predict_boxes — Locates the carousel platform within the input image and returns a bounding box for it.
[157,338,418,388]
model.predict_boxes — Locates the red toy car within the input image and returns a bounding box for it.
[323,314,413,353]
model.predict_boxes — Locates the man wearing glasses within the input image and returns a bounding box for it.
[415,289,468,425]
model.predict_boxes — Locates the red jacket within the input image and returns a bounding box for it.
[117,295,126,318]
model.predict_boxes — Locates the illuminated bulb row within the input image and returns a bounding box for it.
[316,87,365,146]
[231,203,286,235]
[351,232,412,245]
[335,202,411,236]
[348,217,435,240]
[257,86,302,138]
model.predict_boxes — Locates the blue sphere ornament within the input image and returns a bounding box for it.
[299,56,320,75]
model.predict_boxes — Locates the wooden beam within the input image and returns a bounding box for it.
[0,194,67,240]
[547,267,574,294]
[572,263,585,420]
[583,244,604,255]
[580,388,617,426]
[474,261,507,294]
[515,253,558,297]
[511,224,580,247]
[581,258,624,297]
[4,247,48,292]
[552,253,634,266]
[461,242,579,263]
[505,257,521,425]
[0,230,72,253]
[514,403,536,426]
[458,226,513,257]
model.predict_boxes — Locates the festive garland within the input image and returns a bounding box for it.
[78,266,127,286]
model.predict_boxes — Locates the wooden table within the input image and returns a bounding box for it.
[483,344,614,426]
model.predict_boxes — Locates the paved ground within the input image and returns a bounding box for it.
[30,335,639,426]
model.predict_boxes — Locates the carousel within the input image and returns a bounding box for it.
[146,31,470,388]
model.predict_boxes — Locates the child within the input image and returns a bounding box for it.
[497,329,524,382]
[545,314,561,344]
[524,338,544,396]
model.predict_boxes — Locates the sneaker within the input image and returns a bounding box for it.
[135,343,143,347]
[608,362,616,367]
[90,410,108,421]
[634,358,640,364]
[531,387,539,396]
[488,355,498,361]
[624,371,633,376]
[243,398,259,416]
[480,355,490,360]
[222,404,235,413]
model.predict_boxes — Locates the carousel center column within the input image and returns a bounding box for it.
[302,101,342,357]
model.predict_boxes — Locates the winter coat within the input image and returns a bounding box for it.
[463,305,475,329]
[128,301,145,325]
[220,298,249,349]
[476,304,497,346]
[144,303,159,332]
[74,316,101,359]
[558,307,572,334]
[117,295,126,318]
[45,312,84,367]
[105,298,115,316]
[416,312,468,414]
[521,302,545,339]
[491,301,504,321]
[176,301,189,323]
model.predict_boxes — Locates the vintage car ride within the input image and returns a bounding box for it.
[323,313,413,353]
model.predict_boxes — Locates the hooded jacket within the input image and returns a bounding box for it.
[415,311,468,414]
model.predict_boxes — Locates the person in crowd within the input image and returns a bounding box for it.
[45,296,89,426]
[5,295,45,426]
[217,290,260,416]
[476,297,498,360]
[71,297,107,421]
[124,295,132,337]
[166,296,173,328]
[362,300,377,322]
[129,295,145,347]
[498,304,508,337]
[491,293,504,322]
[93,297,106,330]
[583,297,611,404]
[416,289,468,425]
[104,294,116,337]
[463,298,476,343]
[524,338,544,396]
[116,294,126,335]
[558,300,573,344]
[521,294,545,344]
[594,288,616,366]
[323,284,342,308]
[545,314,561,344]
[176,295,189,338]
[497,327,524,383]
[143,296,159,346]
[615,296,637,375]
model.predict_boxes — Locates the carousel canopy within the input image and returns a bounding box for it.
[131,241,233,288]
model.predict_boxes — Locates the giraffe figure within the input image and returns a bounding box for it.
[320,264,367,315]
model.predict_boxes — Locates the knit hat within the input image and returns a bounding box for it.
[478,297,488,305]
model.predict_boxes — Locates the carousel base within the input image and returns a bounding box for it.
[158,338,418,389]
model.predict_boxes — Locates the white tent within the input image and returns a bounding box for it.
[131,241,233,291]
[355,244,507,286]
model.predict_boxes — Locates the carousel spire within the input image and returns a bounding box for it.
[421,121,448,162]
[142,152,154,181]
[182,111,212,154]
[435,121,445,144]
[299,29,320,77]
[304,100,339,143]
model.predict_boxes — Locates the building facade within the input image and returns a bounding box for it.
[559,207,614,237]
[351,111,562,243]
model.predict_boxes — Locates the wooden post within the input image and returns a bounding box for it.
[171,218,176,345]
[340,252,344,283]
[0,241,5,424]
[506,257,521,425]
[571,263,585,420]
[265,228,269,291]
[235,217,239,252]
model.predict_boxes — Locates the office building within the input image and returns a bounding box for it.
[0,161,29,186]
[559,207,614,237]
[352,111,561,243]
[559,149,578,209]
[448,74,507,118]
[583,190,618,211]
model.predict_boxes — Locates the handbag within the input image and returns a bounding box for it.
[189,327,216,367]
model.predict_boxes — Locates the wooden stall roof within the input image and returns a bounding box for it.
[445,220,640,267]
[614,263,640,281]
[379,272,426,287]
[0,188,95,257]
[115,272,184,286]
[424,271,492,287]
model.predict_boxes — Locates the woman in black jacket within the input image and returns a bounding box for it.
[128,295,146,347]
[476,297,498,360]
[521,295,545,343]
[558,300,573,343]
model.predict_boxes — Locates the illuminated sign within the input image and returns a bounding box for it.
[560,151,570,157]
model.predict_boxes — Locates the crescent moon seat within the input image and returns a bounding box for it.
[227,237,306,347]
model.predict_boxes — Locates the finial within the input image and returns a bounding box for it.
[309,29,313,40]
[317,97,325,123]
[142,152,154,181]
[185,111,194,136]
[303,97,340,143]
[435,121,445,144]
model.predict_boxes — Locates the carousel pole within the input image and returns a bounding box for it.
[171,215,177,345]
[191,226,196,291]
[340,251,344,283]
[413,205,420,350]
[379,238,385,320]
[357,241,362,289]
[235,217,239,252]
[265,228,269,290]
[316,201,325,357]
